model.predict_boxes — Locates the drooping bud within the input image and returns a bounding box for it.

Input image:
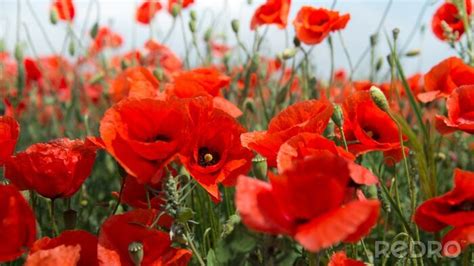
[190,10,197,21]
[170,223,187,244]
[243,98,256,113]
[375,57,384,72]
[405,49,421,57]
[370,34,378,47]
[188,20,196,33]
[331,104,344,128]
[63,209,77,230]
[281,48,297,60]
[203,28,212,42]
[90,22,99,39]
[50,8,58,25]
[231,19,240,34]
[121,59,129,70]
[171,4,181,18]
[252,155,267,180]
[293,37,301,47]
[68,40,76,56]
[128,242,144,266]
[153,68,164,81]
[369,86,390,113]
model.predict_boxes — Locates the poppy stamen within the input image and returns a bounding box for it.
[204,153,213,163]
[198,147,220,167]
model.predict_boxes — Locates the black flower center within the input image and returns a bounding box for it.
[148,134,170,142]
[363,127,380,141]
[452,201,474,212]
[198,147,220,167]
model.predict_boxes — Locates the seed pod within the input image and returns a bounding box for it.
[369,86,390,113]
[392,28,400,40]
[252,155,267,180]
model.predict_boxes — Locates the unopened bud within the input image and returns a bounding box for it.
[171,4,181,18]
[405,49,421,57]
[153,68,164,81]
[204,28,212,42]
[176,207,193,223]
[121,59,129,70]
[128,242,144,266]
[90,22,99,39]
[90,72,104,85]
[369,86,390,113]
[281,48,297,60]
[375,57,384,72]
[392,28,400,40]
[68,40,75,56]
[231,19,240,34]
[370,34,378,47]
[50,8,58,25]
[331,104,344,128]
[190,10,197,21]
[170,223,187,244]
[293,37,301,47]
[188,20,196,33]
[252,155,267,180]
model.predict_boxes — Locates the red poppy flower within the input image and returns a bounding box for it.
[250,0,291,30]
[342,91,406,164]
[0,184,37,262]
[0,116,19,166]
[136,0,162,24]
[168,0,194,13]
[51,0,75,21]
[293,6,350,45]
[24,58,42,82]
[328,251,366,266]
[432,0,472,41]
[241,99,333,167]
[236,153,380,252]
[179,99,253,200]
[435,85,474,134]
[166,67,242,118]
[5,138,98,199]
[98,209,191,266]
[419,57,474,103]
[441,224,474,257]
[29,230,98,266]
[277,133,378,186]
[99,98,189,184]
[109,66,159,103]
[144,40,183,77]
[415,168,474,232]
[90,27,123,55]
[25,245,81,266]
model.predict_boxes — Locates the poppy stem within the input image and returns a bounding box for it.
[308,252,320,266]
[184,223,205,266]
[111,175,126,215]
[49,199,59,236]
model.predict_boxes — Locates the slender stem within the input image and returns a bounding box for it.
[111,175,126,215]
[327,35,335,97]
[185,223,206,266]
[50,199,59,236]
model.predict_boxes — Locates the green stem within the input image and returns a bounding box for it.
[185,223,206,266]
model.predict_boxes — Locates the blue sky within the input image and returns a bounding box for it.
[0,0,456,79]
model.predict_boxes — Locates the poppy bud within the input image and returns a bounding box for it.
[252,155,267,180]
[375,57,384,72]
[204,28,212,42]
[247,0,253,4]
[153,68,164,81]
[405,49,420,57]
[128,241,144,266]
[121,59,129,70]
[231,19,240,34]
[221,214,240,238]
[176,207,194,223]
[331,104,344,128]
[244,98,256,113]
[435,152,446,162]
[369,86,390,113]
[50,8,59,25]
[170,223,187,244]
[386,54,394,68]
[14,43,23,61]
[90,22,99,39]
[250,54,259,72]
[281,48,297,60]
[63,209,77,230]
[392,28,400,41]
[171,4,181,18]
[68,40,75,56]
[370,34,378,47]
[367,184,378,199]
[188,20,196,33]
[190,10,197,21]
[293,37,301,47]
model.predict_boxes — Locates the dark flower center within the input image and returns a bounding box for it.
[363,127,380,141]
[198,147,220,167]
[147,134,171,142]
[452,201,474,212]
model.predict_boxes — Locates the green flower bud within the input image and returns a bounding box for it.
[375,57,384,72]
[50,8,58,25]
[203,28,212,42]
[331,104,344,128]
[231,19,240,34]
[293,37,301,47]
[171,4,181,18]
[190,10,197,21]
[90,22,99,39]
[68,40,75,56]
[170,223,187,244]
[90,72,104,85]
[176,207,194,223]
[128,242,144,266]
[370,34,378,47]
[121,59,129,70]
[369,86,390,113]
[188,20,196,33]
[405,49,420,57]
[392,28,400,41]
[252,155,267,180]
[153,68,164,81]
